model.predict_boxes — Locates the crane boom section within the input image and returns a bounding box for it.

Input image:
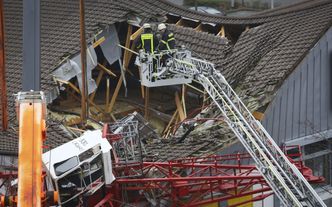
[17,91,46,207]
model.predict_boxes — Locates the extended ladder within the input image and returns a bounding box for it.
[138,49,326,207]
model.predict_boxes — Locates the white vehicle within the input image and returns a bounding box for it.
[42,130,115,206]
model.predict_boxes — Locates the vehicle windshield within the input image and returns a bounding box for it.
[54,156,79,176]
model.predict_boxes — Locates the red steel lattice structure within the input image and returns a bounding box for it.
[0,135,324,207]
[98,122,325,207]
[107,152,323,207]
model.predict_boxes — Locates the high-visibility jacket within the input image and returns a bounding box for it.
[136,32,158,53]
[159,30,175,51]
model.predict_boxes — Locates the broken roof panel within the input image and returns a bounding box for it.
[222,2,332,108]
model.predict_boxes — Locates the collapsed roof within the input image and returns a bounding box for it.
[0,0,332,157]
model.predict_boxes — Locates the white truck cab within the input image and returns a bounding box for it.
[42,130,115,206]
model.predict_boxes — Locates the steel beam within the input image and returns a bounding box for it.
[22,0,40,91]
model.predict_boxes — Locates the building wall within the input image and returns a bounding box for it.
[262,26,332,146]
[220,26,332,206]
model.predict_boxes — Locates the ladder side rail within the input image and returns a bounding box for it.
[257,122,326,207]
[170,58,297,193]
[197,75,302,207]
[210,74,325,207]
[221,116,298,207]
[139,52,325,206]
[208,76,307,199]
[210,73,326,207]
[200,75,303,195]
[210,73,306,174]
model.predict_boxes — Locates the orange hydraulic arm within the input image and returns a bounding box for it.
[0,91,57,206]
[16,91,46,207]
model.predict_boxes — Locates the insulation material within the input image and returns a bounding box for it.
[76,71,97,95]
[71,45,98,72]
[98,24,122,65]
[52,45,98,94]
[52,59,81,81]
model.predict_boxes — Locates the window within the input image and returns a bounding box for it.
[54,156,79,176]
[56,154,105,206]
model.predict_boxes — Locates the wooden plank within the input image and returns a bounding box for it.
[97,63,116,77]
[105,77,110,111]
[175,19,184,26]
[57,78,106,113]
[217,26,225,37]
[175,91,186,121]
[144,87,150,119]
[173,114,181,134]
[107,75,123,113]
[127,41,137,66]
[123,25,133,69]
[66,126,85,133]
[130,27,143,41]
[93,36,105,48]
[185,83,204,94]
[163,109,178,136]
[141,85,145,99]
[182,85,187,118]
[138,66,145,99]
[65,115,82,126]
[195,23,202,31]
[89,70,104,102]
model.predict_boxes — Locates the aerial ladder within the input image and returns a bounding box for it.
[137,48,327,207]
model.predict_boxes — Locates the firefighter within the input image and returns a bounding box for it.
[158,23,175,70]
[135,23,159,54]
[158,23,175,51]
[135,23,159,81]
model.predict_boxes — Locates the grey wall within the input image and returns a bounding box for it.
[262,26,332,145]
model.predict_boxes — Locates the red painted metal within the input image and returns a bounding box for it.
[0,144,323,206]
[284,145,325,183]
[94,192,114,207]
[107,152,324,207]
[0,172,18,179]
[111,155,269,206]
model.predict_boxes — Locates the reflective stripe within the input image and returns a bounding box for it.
[161,35,175,51]
[141,33,154,53]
